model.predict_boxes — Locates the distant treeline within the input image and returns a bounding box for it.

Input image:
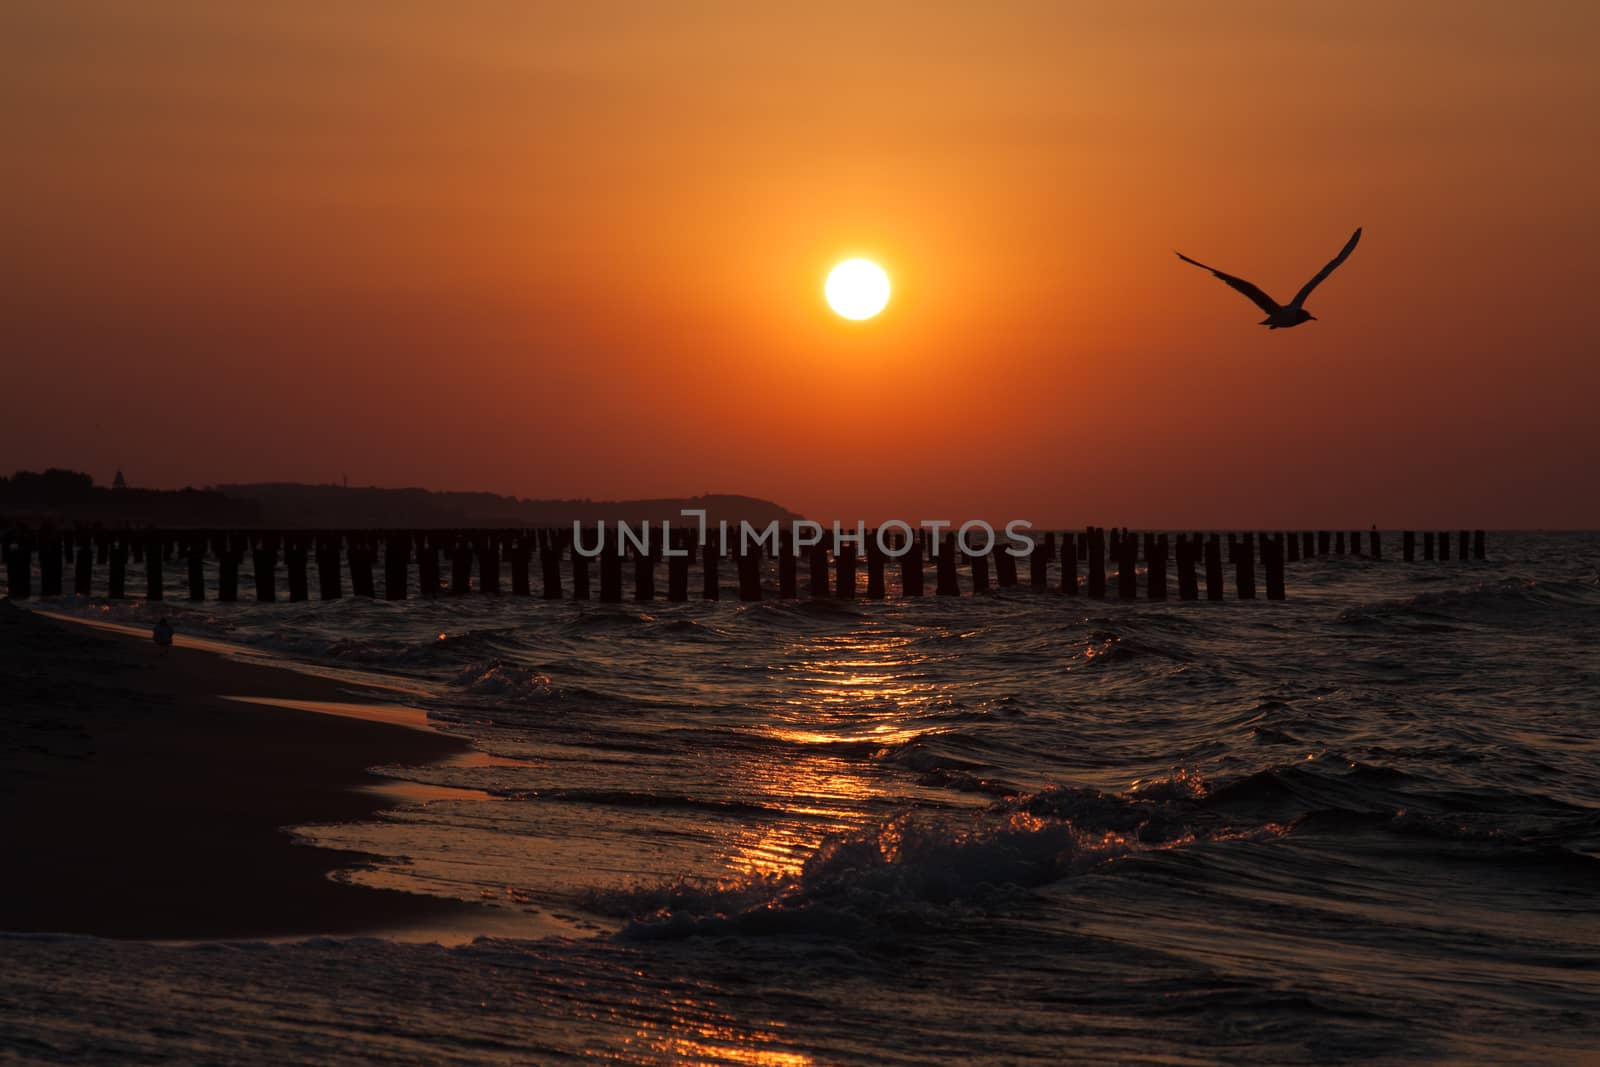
[1,470,260,527]
[215,483,805,530]
[2,470,803,530]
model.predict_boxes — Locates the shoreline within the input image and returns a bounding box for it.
[0,602,507,941]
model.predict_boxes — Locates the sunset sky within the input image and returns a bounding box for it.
[5,2,1597,526]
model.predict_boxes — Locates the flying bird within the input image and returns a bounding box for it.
[1176,227,1362,329]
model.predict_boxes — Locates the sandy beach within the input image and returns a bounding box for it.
[0,602,486,940]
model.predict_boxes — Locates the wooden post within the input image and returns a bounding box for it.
[186,537,205,601]
[1147,533,1168,600]
[1473,530,1486,560]
[1116,534,1137,599]
[1403,530,1415,562]
[317,536,343,599]
[1317,530,1330,555]
[900,536,925,597]
[777,534,797,598]
[217,539,239,602]
[599,542,623,602]
[449,538,472,595]
[865,537,886,599]
[936,535,960,596]
[1235,533,1257,599]
[1300,531,1312,559]
[1177,535,1198,600]
[104,535,127,599]
[1060,531,1077,595]
[570,532,591,601]
[285,536,307,601]
[835,540,858,599]
[702,539,721,600]
[37,531,61,597]
[1286,531,1300,563]
[540,534,563,599]
[2,532,30,599]
[1438,531,1450,561]
[1422,530,1434,560]
[385,533,409,600]
[349,536,375,597]
[667,529,691,601]
[250,534,276,602]
[1204,534,1223,600]
[477,536,500,595]
[994,542,1018,588]
[1335,530,1345,555]
[417,534,440,598]
[1029,533,1050,589]
[808,543,829,599]
[75,536,93,596]
[970,546,991,595]
[737,545,762,601]
[1265,534,1286,600]
[634,546,656,601]
[1087,527,1106,598]
[510,534,532,596]
[142,535,163,600]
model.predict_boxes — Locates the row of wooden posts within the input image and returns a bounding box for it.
[1,527,1487,604]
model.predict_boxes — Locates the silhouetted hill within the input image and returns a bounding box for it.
[1,469,259,527]
[215,484,805,529]
[3,471,804,529]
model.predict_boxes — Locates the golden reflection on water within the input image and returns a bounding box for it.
[718,753,871,877]
[715,628,939,879]
[619,995,813,1066]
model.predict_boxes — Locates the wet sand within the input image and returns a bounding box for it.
[0,602,490,940]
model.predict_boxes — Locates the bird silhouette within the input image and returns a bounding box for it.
[1176,228,1361,329]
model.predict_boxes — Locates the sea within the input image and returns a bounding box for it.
[4,531,1598,1064]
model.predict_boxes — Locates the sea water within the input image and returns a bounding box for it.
[4,532,1597,1064]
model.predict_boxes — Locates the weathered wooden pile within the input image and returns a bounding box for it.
[0,526,1489,603]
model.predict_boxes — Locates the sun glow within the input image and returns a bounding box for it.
[824,259,890,320]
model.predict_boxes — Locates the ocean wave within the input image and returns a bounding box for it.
[596,810,1142,941]
[1337,577,1600,628]
[600,769,1262,941]
[492,787,778,815]
[999,771,1214,844]
[874,734,994,774]
[448,660,557,703]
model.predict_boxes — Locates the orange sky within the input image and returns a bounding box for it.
[4,2,1597,526]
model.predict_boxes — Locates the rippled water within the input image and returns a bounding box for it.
[6,532,1599,1064]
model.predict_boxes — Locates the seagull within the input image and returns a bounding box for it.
[1176,227,1361,329]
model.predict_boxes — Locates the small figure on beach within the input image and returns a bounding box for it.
[152,617,174,654]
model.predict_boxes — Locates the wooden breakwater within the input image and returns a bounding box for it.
[0,527,1489,604]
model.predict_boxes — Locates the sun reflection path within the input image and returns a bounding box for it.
[715,626,965,879]
[598,985,815,1066]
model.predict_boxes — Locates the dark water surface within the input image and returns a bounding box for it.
[5,533,1597,1064]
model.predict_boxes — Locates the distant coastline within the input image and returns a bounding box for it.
[0,469,802,530]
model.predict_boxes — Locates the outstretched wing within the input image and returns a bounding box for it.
[1289,227,1361,309]
[1174,251,1281,315]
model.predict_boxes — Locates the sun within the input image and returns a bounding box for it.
[825,259,890,320]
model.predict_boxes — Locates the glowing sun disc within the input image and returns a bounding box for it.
[825,259,890,320]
